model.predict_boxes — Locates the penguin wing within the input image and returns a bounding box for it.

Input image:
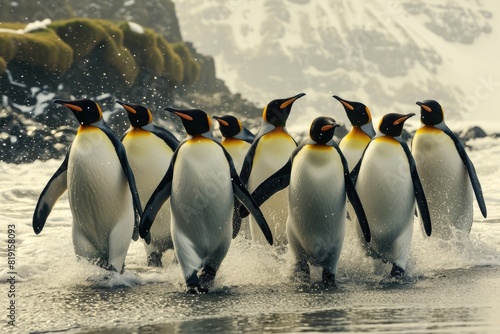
[33,151,69,234]
[238,141,306,218]
[99,123,143,240]
[239,136,263,185]
[349,141,370,186]
[217,142,273,245]
[332,143,371,243]
[151,125,180,151]
[139,148,178,241]
[443,127,487,218]
[401,141,432,236]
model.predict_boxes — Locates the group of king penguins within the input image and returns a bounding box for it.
[33,93,487,293]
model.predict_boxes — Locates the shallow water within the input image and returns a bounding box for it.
[1,136,500,333]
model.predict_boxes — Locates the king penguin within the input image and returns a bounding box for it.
[353,113,431,277]
[33,99,142,273]
[239,117,370,286]
[411,100,487,240]
[239,93,305,246]
[117,100,179,267]
[213,115,255,173]
[333,95,376,171]
[139,107,272,293]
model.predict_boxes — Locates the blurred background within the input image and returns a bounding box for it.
[1,0,499,163]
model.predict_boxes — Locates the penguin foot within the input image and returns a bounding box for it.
[199,266,217,290]
[321,270,336,288]
[291,260,310,283]
[147,251,163,267]
[94,258,118,272]
[185,271,210,294]
[390,264,405,278]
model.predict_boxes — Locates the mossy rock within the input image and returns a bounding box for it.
[0,22,73,75]
[50,18,138,85]
[172,42,201,86]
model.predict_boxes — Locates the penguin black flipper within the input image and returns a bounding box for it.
[98,122,143,240]
[239,159,292,220]
[400,141,432,236]
[139,148,179,242]
[239,136,262,186]
[332,144,371,243]
[217,142,273,245]
[349,142,369,186]
[151,125,180,151]
[33,150,69,234]
[442,127,487,218]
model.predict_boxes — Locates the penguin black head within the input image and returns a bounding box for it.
[53,99,103,125]
[332,95,372,127]
[116,100,153,128]
[378,113,415,137]
[416,100,444,125]
[165,107,212,136]
[309,116,338,144]
[262,93,305,127]
[213,115,241,138]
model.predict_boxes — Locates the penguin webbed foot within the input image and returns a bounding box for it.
[291,259,311,284]
[185,267,217,294]
[320,269,336,288]
[390,264,405,278]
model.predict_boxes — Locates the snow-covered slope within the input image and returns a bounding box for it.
[175,0,499,133]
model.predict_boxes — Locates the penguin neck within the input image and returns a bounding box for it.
[256,120,285,138]
[142,123,155,132]
[421,121,447,131]
[360,122,376,138]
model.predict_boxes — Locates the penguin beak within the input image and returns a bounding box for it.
[213,116,229,127]
[321,123,339,131]
[280,93,306,109]
[53,99,83,112]
[115,100,137,114]
[416,101,432,112]
[165,107,193,121]
[332,95,354,111]
[394,113,415,125]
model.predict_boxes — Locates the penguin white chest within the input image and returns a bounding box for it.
[170,139,233,237]
[412,127,473,235]
[122,131,174,205]
[356,138,414,241]
[288,146,346,255]
[222,139,251,174]
[68,127,133,245]
[248,131,296,190]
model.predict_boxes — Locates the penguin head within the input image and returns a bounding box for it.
[332,95,376,138]
[416,100,444,125]
[262,93,305,127]
[53,99,103,125]
[165,107,212,137]
[309,116,339,144]
[213,115,241,138]
[378,113,415,137]
[116,100,153,128]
